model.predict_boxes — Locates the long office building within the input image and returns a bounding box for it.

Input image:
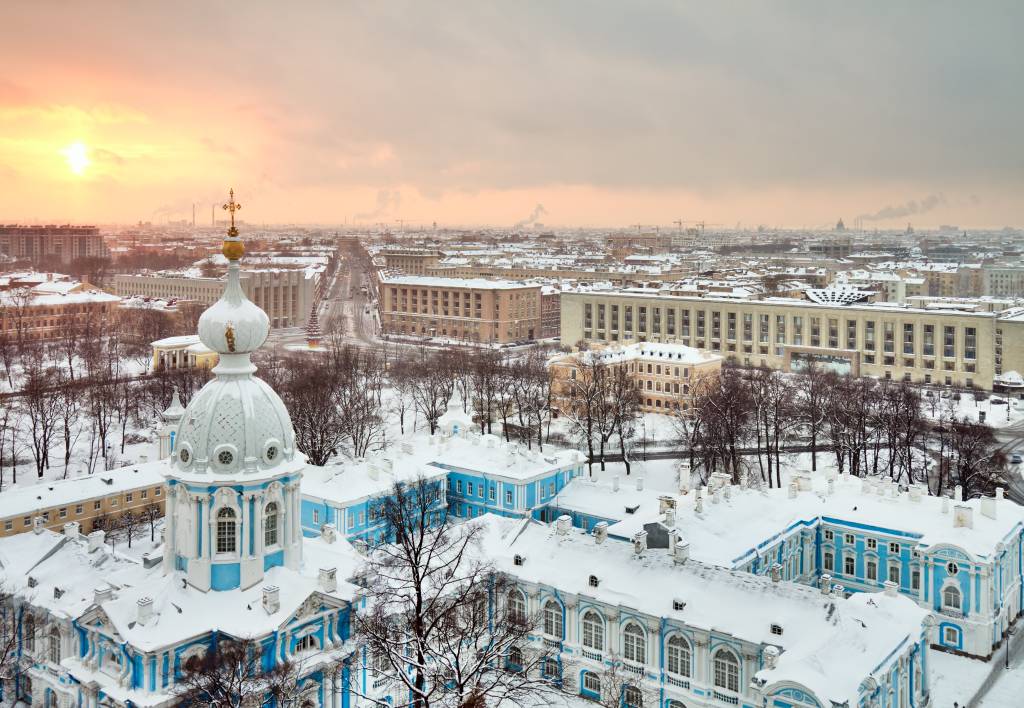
[113,268,316,328]
[560,289,1024,389]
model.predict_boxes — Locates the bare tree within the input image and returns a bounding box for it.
[141,502,162,542]
[279,355,348,466]
[408,351,455,435]
[117,510,146,549]
[174,637,301,707]
[793,362,829,472]
[354,476,561,708]
[607,364,642,475]
[560,357,609,476]
[940,418,1007,499]
[0,587,22,689]
[584,655,658,708]
[19,358,61,478]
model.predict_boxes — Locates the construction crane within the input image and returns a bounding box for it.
[673,219,684,234]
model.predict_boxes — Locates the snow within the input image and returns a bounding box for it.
[479,514,927,705]
[0,461,165,519]
[565,340,721,367]
[929,650,992,706]
[381,275,534,290]
[428,433,586,481]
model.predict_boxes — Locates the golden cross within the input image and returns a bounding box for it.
[222,188,242,235]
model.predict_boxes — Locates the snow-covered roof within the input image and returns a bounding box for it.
[565,341,722,367]
[554,473,1024,564]
[302,448,447,507]
[429,434,586,482]
[480,515,927,704]
[151,334,202,348]
[382,275,536,290]
[0,462,166,520]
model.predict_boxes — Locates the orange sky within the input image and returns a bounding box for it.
[1,3,1021,229]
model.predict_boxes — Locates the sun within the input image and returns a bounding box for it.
[61,142,91,175]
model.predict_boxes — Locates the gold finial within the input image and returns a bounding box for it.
[221,188,245,260]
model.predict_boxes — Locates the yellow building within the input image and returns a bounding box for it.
[151,334,219,371]
[562,290,996,389]
[550,341,722,413]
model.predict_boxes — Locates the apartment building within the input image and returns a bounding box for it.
[380,276,542,343]
[983,263,1024,298]
[0,225,108,264]
[0,462,166,538]
[113,268,316,328]
[550,341,723,413]
[562,290,996,388]
[0,277,120,341]
[540,287,560,338]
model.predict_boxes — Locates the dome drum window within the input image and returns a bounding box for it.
[213,444,239,472]
[263,439,283,466]
[177,443,193,468]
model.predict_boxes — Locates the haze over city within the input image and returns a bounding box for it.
[2,1,1023,228]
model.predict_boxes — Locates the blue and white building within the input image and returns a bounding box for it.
[485,514,932,708]
[547,469,1024,661]
[0,222,361,707]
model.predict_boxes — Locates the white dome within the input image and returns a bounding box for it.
[173,374,296,478]
[197,268,269,355]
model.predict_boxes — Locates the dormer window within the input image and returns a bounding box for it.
[770,624,783,636]
[672,599,686,611]
[513,554,525,566]
[589,575,600,587]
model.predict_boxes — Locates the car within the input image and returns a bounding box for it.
[991,398,1007,405]
[1011,453,1023,465]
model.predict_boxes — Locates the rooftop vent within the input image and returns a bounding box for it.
[770,623,783,636]
[588,575,599,588]
[672,599,686,611]
[513,554,525,566]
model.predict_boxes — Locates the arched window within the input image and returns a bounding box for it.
[48,626,60,664]
[541,657,560,680]
[295,635,317,653]
[543,599,563,638]
[265,502,279,547]
[23,613,35,652]
[943,586,962,611]
[508,591,526,623]
[666,635,691,677]
[216,508,237,554]
[623,684,643,707]
[582,671,601,695]
[713,649,740,693]
[582,610,604,651]
[623,622,645,664]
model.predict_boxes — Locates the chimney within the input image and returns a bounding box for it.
[593,521,608,544]
[658,495,675,514]
[941,496,950,514]
[770,563,782,583]
[319,567,338,593]
[141,552,161,569]
[827,479,835,496]
[955,485,963,503]
[711,488,721,504]
[94,586,113,605]
[632,530,648,556]
[831,583,845,599]
[788,482,798,499]
[763,645,780,670]
[997,487,1005,501]
[636,476,645,492]
[137,597,154,625]
[723,484,732,501]
[612,476,620,492]
[672,535,690,565]
[980,496,997,520]
[861,477,872,494]
[320,523,338,544]
[694,495,703,514]
[883,580,898,598]
[953,505,973,529]
[908,485,922,502]
[664,508,676,526]
[87,530,105,552]
[32,516,45,535]
[63,522,80,540]
[262,585,281,614]
[819,574,832,595]
[556,515,572,536]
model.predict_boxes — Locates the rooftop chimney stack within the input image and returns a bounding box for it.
[819,574,832,595]
[883,580,898,598]
[32,516,44,535]
[980,496,997,520]
[593,521,608,544]
[262,585,281,615]
[87,530,105,552]
[319,567,338,593]
[612,476,620,492]
[633,530,648,556]
[94,587,113,605]
[137,597,154,625]
[953,505,974,529]
[556,515,572,536]
[955,485,963,503]
[672,534,690,565]
[636,476,645,492]
[770,563,782,583]
[63,522,80,540]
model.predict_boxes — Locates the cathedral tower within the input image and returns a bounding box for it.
[162,190,304,591]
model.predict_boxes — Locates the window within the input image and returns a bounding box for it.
[23,614,35,652]
[946,561,959,576]
[508,591,526,622]
[295,635,317,652]
[867,538,877,550]
[889,542,900,554]
[867,560,878,581]
[844,533,854,545]
[140,491,148,500]
[541,657,560,681]
[155,487,162,497]
[844,556,855,576]
[48,627,60,664]
[823,552,834,572]
[312,509,319,524]
[265,502,279,546]
[943,586,962,611]
[888,564,900,584]
[623,685,643,708]
[505,490,513,505]
[582,610,604,650]
[3,520,10,531]
[666,635,691,677]
[125,493,133,503]
[23,516,30,527]
[583,671,601,694]
[911,568,921,591]
[824,529,834,541]
[944,627,959,644]
[467,482,474,496]
[713,649,740,693]
[456,480,463,494]
[543,600,563,638]
[59,507,67,518]
[770,624,783,636]
[216,508,237,554]
[488,486,496,501]
[623,622,645,663]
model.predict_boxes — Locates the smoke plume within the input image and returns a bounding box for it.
[513,203,547,229]
[855,193,946,223]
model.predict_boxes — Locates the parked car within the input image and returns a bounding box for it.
[1011,453,1023,465]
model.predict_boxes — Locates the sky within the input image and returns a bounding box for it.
[0,2,1021,229]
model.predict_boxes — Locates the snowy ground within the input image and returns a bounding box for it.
[931,651,993,707]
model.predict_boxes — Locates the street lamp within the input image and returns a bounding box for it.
[1006,624,1016,670]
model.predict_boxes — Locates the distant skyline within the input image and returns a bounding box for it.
[1,2,1021,229]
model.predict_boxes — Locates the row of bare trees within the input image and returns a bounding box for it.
[676,363,1007,499]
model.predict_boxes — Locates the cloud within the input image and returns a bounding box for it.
[855,194,947,223]
[354,189,402,221]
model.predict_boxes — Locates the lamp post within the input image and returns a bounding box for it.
[1006,624,1016,670]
